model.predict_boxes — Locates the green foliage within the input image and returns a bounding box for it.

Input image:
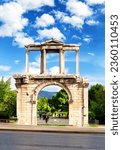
[0,77,16,117]
[37,97,51,113]
[89,84,105,124]
[37,89,69,114]
[0,111,9,119]
[49,89,69,113]
[0,77,11,103]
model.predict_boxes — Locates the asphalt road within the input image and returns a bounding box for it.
[0,131,105,150]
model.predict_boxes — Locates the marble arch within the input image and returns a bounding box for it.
[13,39,89,127]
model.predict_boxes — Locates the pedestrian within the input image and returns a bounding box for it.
[43,114,46,120]
[45,115,49,123]
[39,113,42,119]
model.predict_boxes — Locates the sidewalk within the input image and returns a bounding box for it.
[0,123,105,134]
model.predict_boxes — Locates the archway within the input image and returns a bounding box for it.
[34,81,72,101]
[37,85,70,125]
[34,82,72,126]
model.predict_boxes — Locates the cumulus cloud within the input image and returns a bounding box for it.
[0,65,11,71]
[47,66,59,75]
[55,11,84,28]
[66,0,93,17]
[63,15,84,28]
[85,0,105,6]
[47,66,68,75]
[0,0,55,46]
[35,14,55,28]
[86,19,99,26]
[55,0,94,29]
[13,32,34,47]
[16,0,54,11]
[0,2,28,37]
[37,27,65,40]
[29,67,40,74]
[29,55,40,74]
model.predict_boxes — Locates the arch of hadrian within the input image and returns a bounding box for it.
[13,39,89,127]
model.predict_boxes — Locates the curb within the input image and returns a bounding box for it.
[0,124,105,134]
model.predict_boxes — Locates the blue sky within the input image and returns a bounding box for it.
[0,0,105,90]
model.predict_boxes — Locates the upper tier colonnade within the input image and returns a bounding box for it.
[25,39,80,75]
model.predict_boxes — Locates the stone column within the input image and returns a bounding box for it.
[59,49,65,74]
[76,50,79,75]
[26,49,29,74]
[41,49,46,74]
[82,82,89,126]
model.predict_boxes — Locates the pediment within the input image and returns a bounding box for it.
[41,39,64,45]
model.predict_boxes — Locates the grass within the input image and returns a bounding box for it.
[89,124,99,127]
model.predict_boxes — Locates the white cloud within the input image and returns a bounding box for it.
[88,52,95,56]
[47,66,59,75]
[72,35,81,40]
[0,2,28,37]
[47,66,68,75]
[42,85,61,92]
[0,65,11,71]
[55,0,94,29]
[83,37,92,43]
[62,15,84,28]
[86,19,99,26]
[0,0,55,46]
[85,0,105,6]
[37,27,65,40]
[83,35,92,43]
[13,32,34,47]
[55,11,84,28]
[29,67,40,74]
[29,55,40,74]
[10,77,16,90]
[66,0,93,17]
[35,14,55,28]
[0,76,16,90]
[16,0,54,11]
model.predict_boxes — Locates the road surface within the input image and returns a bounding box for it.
[0,131,104,150]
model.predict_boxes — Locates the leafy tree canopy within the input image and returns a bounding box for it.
[37,89,69,114]
[89,84,105,124]
[0,77,16,117]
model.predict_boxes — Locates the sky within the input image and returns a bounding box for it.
[0,0,105,91]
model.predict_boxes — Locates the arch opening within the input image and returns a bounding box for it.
[36,84,70,126]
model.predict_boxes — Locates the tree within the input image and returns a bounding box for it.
[37,89,69,114]
[89,84,105,124]
[37,97,51,113]
[0,77,16,117]
[2,90,16,117]
[0,77,11,103]
[50,89,69,113]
